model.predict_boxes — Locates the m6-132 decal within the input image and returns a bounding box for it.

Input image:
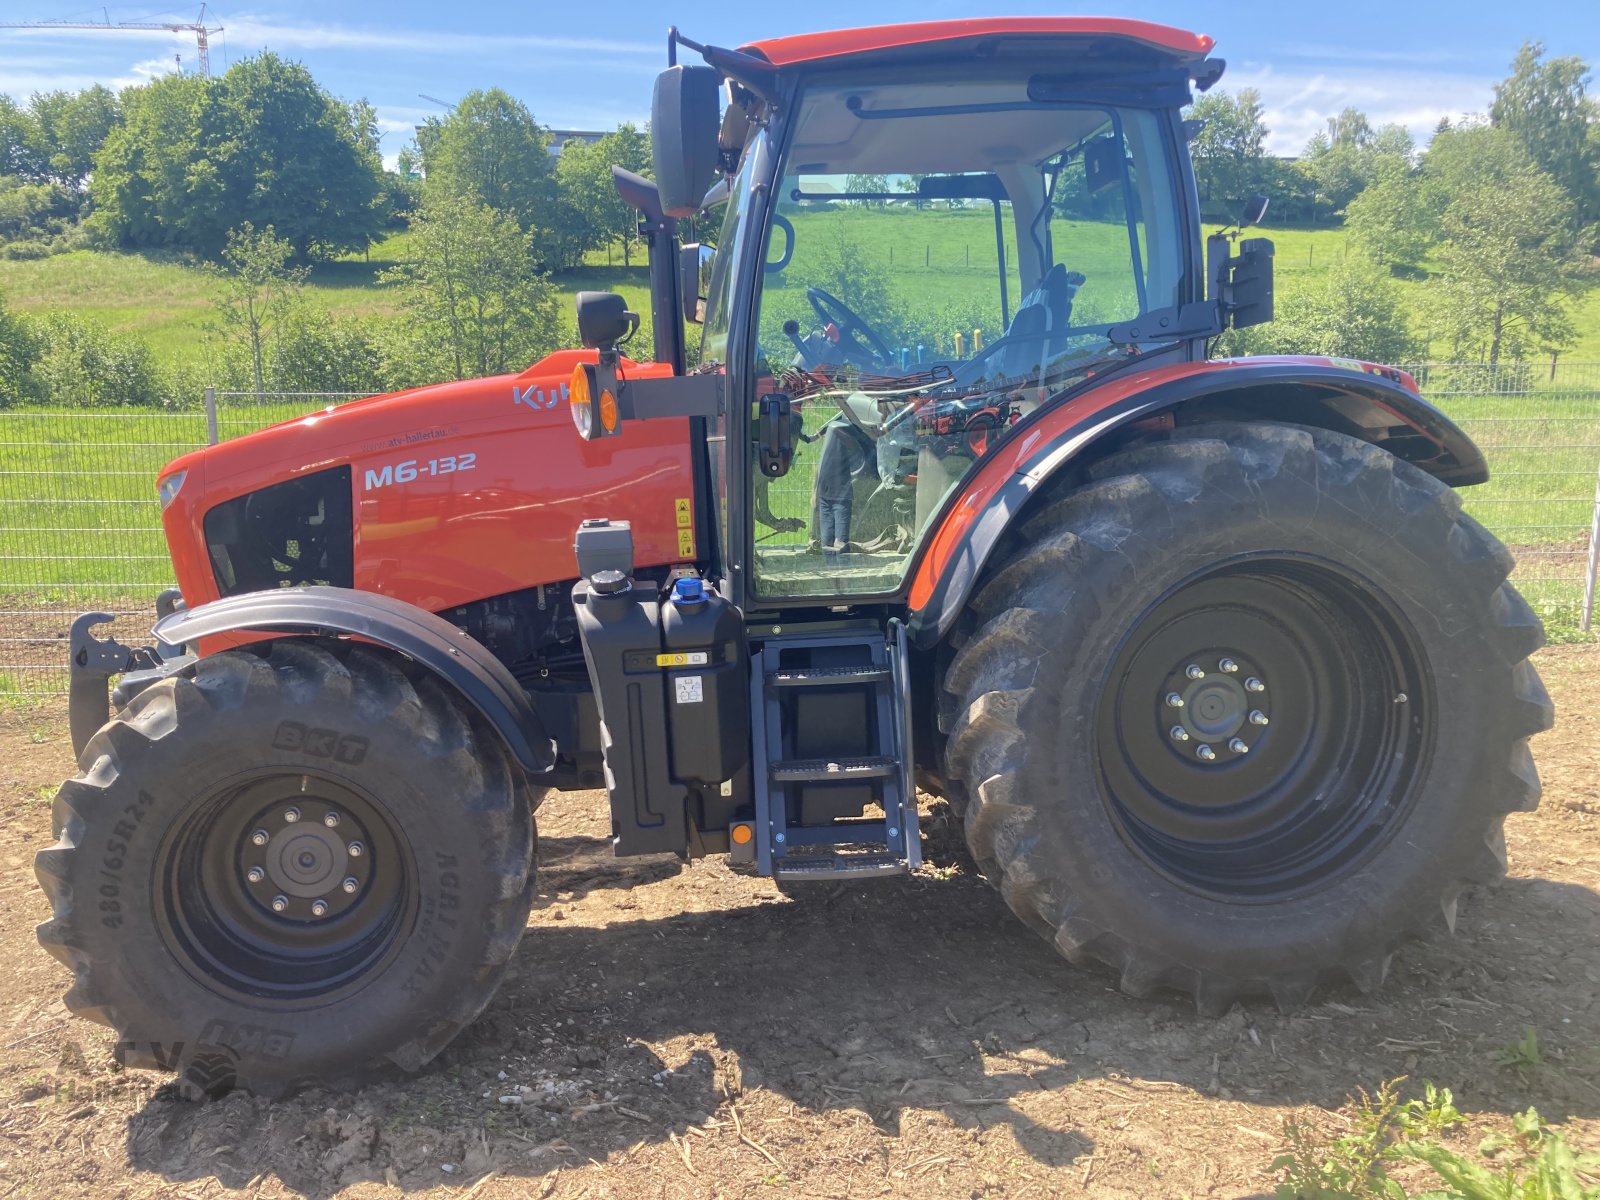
[363,452,477,490]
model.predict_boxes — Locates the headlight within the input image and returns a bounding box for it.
[157,469,187,509]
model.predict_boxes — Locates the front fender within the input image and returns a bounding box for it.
[906,357,1487,648]
[153,586,555,775]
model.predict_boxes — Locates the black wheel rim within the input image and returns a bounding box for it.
[157,770,417,1003]
[1095,556,1431,901]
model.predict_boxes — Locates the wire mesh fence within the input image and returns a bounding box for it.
[2,368,1597,704]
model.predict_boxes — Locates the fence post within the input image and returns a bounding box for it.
[1582,453,1600,633]
[204,386,219,445]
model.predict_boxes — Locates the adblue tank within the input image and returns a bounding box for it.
[659,577,749,786]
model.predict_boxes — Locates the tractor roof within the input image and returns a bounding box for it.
[739,18,1215,68]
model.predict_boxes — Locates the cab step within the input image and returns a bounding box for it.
[766,664,891,687]
[770,756,897,783]
[773,853,908,882]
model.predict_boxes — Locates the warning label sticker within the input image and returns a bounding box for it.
[656,651,709,667]
[674,675,704,704]
[674,498,693,527]
[677,528,695,556]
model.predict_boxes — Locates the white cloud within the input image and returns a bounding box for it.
[1222,61,1498,154]
[218,15,661,59]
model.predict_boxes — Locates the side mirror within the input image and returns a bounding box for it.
[576,291,638,351]
[651,65,721,218]
[680,244,714,324]
[1226,238,1274,329]
[1240,193,1270,228]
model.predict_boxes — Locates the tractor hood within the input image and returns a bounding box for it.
[157,351,697,616]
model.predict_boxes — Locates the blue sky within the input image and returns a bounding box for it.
[2,1,1596,164]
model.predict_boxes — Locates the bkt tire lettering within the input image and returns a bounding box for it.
[272,721,368,765]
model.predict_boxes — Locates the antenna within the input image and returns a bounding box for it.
[0,5,224,76]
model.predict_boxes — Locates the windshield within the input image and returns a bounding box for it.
[746,77,1186,599]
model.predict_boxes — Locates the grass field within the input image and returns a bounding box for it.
[4,215,1599,372]
[0,213,1596,699]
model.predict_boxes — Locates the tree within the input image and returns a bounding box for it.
[28,85,119,191]
[844,173,890,207]
[1490,41,1600,235]
[1186,89,1270,220]
[1422,127,1589,364]
[1345,158,1433,269]
[421,90,557,249]
[552,124,651,268]
[381,194,560,381]
[90,54,385,258]
[1298,109,1412,218]
[213,224,309,396]
[0,96,43,181]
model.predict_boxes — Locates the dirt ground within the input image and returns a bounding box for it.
[0,644,1595,1200]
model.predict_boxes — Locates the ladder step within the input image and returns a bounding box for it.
[771,756,897,783]
[766,664,891,688]
[773,853,908,882]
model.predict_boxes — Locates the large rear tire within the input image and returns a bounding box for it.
[940,421,1553,1013]
[36,640,536,1096]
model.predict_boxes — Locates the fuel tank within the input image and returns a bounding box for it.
[158,350,698,613]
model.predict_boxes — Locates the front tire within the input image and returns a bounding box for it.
[940,421,1553,1013]
[36,640,536,1096]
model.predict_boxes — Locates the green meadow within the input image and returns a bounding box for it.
[1,211,1596,655]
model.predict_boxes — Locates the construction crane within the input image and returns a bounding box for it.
[0,5,223,76]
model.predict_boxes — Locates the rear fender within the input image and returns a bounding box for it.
[153,586,555,775]
[906,359,1487,648]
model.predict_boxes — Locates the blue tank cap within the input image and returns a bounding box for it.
[672,577,707,604]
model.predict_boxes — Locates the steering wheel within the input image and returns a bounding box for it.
[806,287,896,371]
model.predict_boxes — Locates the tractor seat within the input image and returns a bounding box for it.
[1001,263,1082,379]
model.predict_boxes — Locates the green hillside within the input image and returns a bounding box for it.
[2,215,1597,378]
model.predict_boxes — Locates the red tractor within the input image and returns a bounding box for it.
[40,17,1552,1097]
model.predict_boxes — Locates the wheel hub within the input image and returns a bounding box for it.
[240,799,371,919]
[1096,559,1429,900]
[1160,655,1271,761]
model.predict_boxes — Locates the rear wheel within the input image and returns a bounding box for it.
[36,640,535,1096]
[940,421,1553,1012]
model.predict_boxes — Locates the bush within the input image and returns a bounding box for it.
[27,311,170,407]
[1219,258,1422,364]
[0,290,43,406]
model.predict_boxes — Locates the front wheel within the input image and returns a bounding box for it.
[940,421,1553,1013]
[36,640,536,1096]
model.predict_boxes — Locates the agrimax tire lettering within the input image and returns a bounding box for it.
[99,791,154,928]
[401,853,462,1000]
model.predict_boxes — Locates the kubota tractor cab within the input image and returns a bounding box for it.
[40,18,1551,1098]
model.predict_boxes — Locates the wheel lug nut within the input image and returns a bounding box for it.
[1185,664,1205,680]
[347,841,364,857]
[1245,677,1264,693]
[246,866,265,884]
[1219,658,1238,673]
[1249,710,1269,726]
[311,900,328,917]
[250,829,270,846]
[1229,738,1249,754]
[1169,726,1190,743]
[1165,692,1184,708]
[323,811,340,828]
[1196,744,1216,761]
[283,807,300,823]
[271,895,288,913]
[342,876,360,894]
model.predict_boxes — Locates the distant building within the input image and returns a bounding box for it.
[548,130,608,156]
